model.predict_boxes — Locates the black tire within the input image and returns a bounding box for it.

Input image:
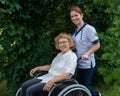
[58,84,92,96]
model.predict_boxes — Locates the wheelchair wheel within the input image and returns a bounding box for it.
[58,84,92,96]
[15,88,21,96]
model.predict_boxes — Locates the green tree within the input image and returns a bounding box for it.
[94,0,120,85]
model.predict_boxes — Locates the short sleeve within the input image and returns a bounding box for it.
[86,26,99,43]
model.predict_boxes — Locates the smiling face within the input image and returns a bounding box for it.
[70,11,83,26]
[55,33,75,53]
[58,38,70,54]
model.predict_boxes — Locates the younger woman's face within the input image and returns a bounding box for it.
[70,11,83,25]
[58,38,70,54]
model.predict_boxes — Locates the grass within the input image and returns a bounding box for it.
[0,80,11,96]
[94,84,120,96]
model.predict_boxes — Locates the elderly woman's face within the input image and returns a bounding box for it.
[58,38,70,53]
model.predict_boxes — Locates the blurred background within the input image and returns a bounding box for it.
[0,0,120,96]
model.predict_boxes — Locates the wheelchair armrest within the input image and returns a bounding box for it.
[55,78,78,85]
[33,70,48,78]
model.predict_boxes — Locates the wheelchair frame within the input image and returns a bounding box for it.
[16,70,92,96]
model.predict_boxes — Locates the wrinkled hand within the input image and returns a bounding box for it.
[43,80,54,91]
[30,67,38,77]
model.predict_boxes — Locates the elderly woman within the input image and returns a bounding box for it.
[20,33,77,96]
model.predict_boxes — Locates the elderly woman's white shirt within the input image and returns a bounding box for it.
[37,50,77,83]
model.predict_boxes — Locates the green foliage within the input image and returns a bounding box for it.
[100,17,120,84]
[0,80,11,96]
[94,0,120,85]
[95,84,120,96]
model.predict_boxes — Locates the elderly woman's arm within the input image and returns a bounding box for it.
[30,65,51,77]
[43,73,71,91]
[51,73,71,83]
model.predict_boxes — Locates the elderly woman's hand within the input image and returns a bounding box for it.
[30,67,39,77]
[43,80,54,91]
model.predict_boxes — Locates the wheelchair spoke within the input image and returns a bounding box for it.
[58,84,92,96]
[63,89,89,96]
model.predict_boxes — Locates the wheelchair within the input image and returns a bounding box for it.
[16,69,92,96]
